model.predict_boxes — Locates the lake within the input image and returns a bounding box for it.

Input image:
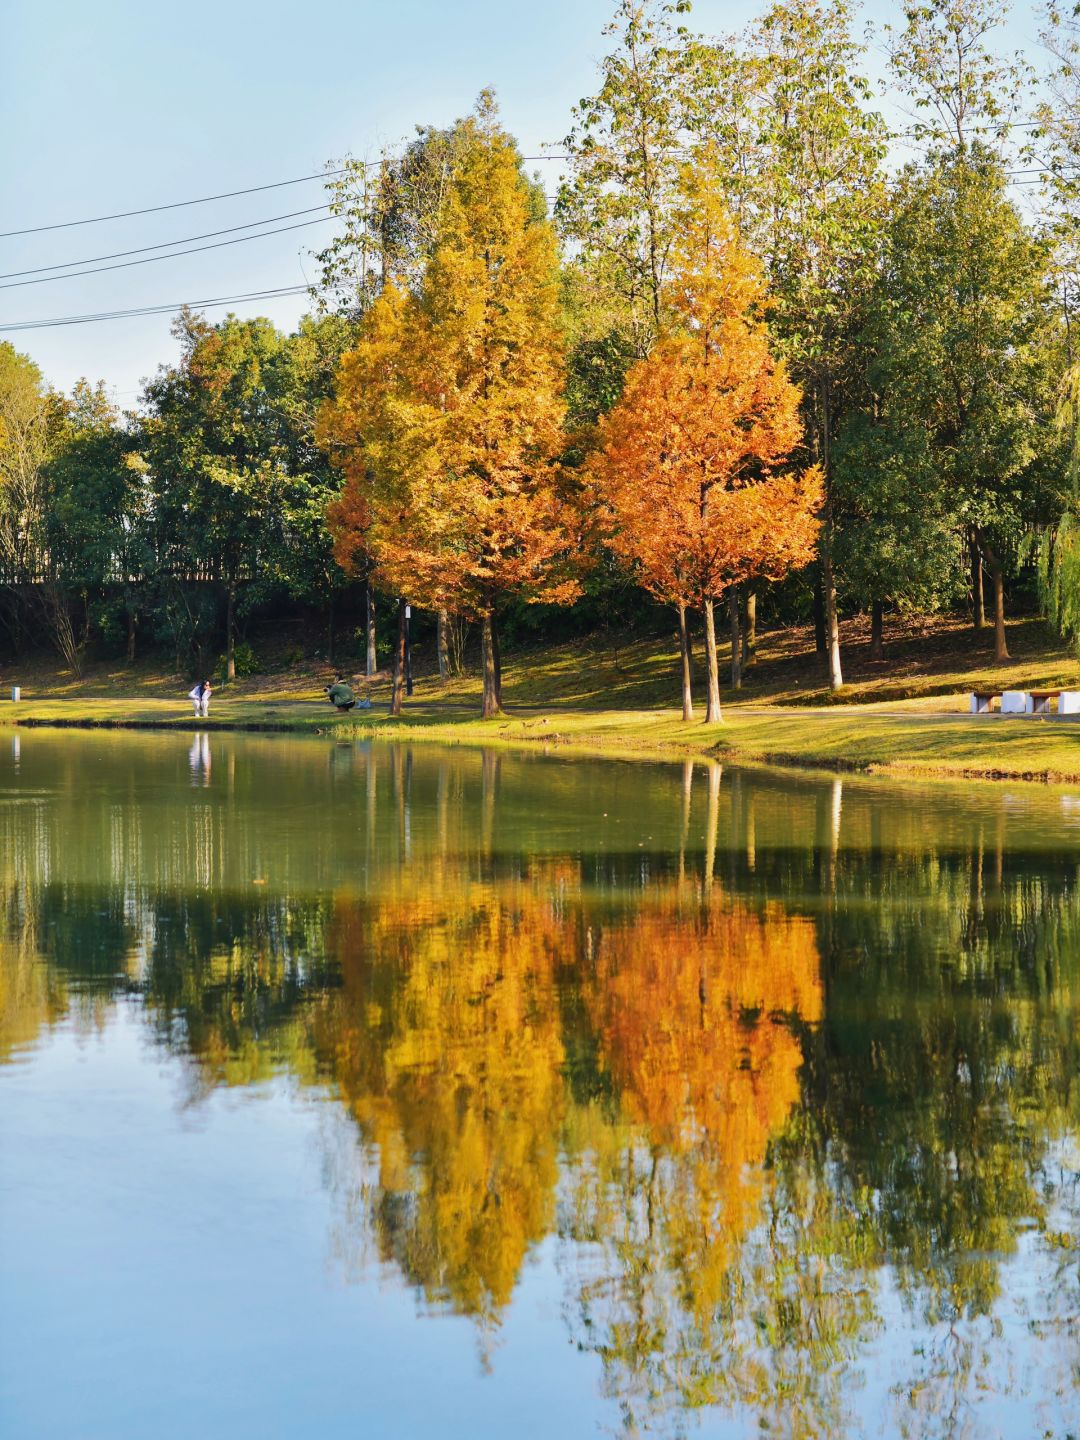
[0,730,1077,1439]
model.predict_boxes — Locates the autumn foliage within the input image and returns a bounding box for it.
[320,101,581,717]
[296,854,821,1325]
[317,873,566,1319]
[590,157,823,720]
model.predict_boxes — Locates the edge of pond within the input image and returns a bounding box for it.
[8,708,1080,789]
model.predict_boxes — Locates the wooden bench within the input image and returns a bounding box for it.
[970,690,1031,713]
[1029,689,1062,714]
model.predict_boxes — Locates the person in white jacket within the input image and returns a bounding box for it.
[188,680,212,717]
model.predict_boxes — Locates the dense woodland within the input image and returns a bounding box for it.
[4,0,1080,717]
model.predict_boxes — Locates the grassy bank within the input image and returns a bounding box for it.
[4,613,1080,783]
[7,687,1080,786]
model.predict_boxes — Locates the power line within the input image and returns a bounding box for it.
[0,204,332,280]
[0,285,310,333]
[0,169,349,240]
[0,157,568,245]
[0,109,1054,245]
[0,216,337,291]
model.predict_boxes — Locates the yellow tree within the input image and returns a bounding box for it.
[309,868,568,1323]
[591,155,822,722]
[320,96,581,718]
[321,281,438,713]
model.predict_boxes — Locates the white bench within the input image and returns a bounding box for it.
[1000,690,1033,714]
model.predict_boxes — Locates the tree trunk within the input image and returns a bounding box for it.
[437,609,450,681]
[704,762,722,888]
[729,589,742,691]
[869,599,884,661]
[818,378,843,690]
[491,611,503,708]
[327,592,335,665]
[742,591,756,668]
[991,565,1008,661]
[390,597,407,715]
[126,605,136,664]
[404,604,413,696]
[813,578,827,657]
[365,583,376,677]
[481,608,502,718]
[677,602,694,722]
[978,532,1010,661]
[41,582,81,677]
[821,542,843,690]
[971,533,985,632]
[703,599,723,723]
[225,584,236,682]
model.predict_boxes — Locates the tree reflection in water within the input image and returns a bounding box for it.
[1,737,1078,1434]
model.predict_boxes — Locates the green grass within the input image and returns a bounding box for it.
[5,611,1080,782]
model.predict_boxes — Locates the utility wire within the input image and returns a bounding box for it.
[0,108,1056,242]
[0,169,348,239]
[4,137,1056,257]
[0,216,337,291]
[0,286,310,333]
[0,204,332,280]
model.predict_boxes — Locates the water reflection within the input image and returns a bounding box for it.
[1,734,1079,1435]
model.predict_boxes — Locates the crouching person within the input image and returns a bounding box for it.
[326,676,357,711]
[188,680,212,718]
[325,675,372,712]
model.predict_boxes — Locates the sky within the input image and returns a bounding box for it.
[1,0,1050,403]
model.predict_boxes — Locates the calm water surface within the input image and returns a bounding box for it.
[0,731,1078,1439]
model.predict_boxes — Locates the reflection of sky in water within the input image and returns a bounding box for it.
[2,1010,609,1440]
[1,731,1079,1438]
[5,1011,1077,1439]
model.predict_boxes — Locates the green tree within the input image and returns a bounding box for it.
[557,0,695,361]
[865,150,1054,660]
[141,311,297,678]
[883,0,1030,154]
[46,381,151,662]
[737,1,887,690]
[0,344,90,670]
[270,313,356,660]
[316,117,493,316]
[0,343,51,607]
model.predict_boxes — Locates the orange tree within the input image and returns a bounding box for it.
[320,97,581,717]
[590,156,822,722]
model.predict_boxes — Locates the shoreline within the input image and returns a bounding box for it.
[6,698,1080,786]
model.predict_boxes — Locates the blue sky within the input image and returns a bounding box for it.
[1,0,1048,401]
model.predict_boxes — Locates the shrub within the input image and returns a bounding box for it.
[216,641,260,681]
